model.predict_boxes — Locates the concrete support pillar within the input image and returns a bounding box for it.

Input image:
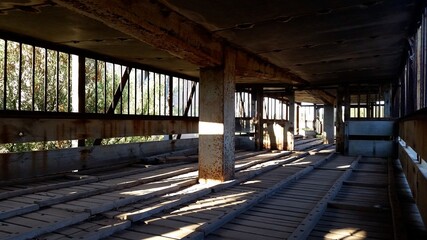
[296,104,300,135]
[324,104,334,144]
[313,104,318,132]
[254,87,264,150]
[198,50,236,184]
[344,86,351,121]
[285,91,295,151]
[336,86,344,153]
[383,84,392,117]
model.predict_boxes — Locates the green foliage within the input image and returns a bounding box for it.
[0,40,173,153]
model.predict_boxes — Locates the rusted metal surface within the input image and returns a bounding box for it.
[0,111,198,144]
[198,50,235,183]
[54,0,223,68]
[0,138,198,180]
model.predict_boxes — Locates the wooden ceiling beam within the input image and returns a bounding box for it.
[54,0,306,84]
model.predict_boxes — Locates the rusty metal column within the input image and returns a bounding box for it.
[198,49,236,184]
[324,104,334,144]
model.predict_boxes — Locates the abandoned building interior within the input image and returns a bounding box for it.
[0,0,427,239]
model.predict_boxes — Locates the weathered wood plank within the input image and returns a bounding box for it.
[400,117,427,162]
[229,218,294,233]
[132,224,203,239]
[210,227,281,240]
[0,209,90,240]
[317,219,392,231]
[110,229,179,240]
[49,219,131,240]
[254,205,311,219]
[222,222,286,238]
[310,229,367,240]
[235,214,298,228]
[0,201,39,220]
[287,156,360,240]
[145,218,202,231]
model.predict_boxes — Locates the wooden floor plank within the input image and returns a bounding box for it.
[318,217,391,229]
[131,224,202,239]
[222,222,286,238]
[145,217,203,230]
[229,217,294,233]
[212,227,282,240]
[110,229,174,240]
[310,229,369,240]
[235,213,299,227]
[313,225,392,239]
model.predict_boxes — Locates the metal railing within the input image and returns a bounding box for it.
[0,39,199,117]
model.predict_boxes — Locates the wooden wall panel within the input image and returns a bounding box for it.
[400,119,427,162]
[398,143,427,226]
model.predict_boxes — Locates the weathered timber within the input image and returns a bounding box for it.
[0,112,198,143]
[399,110,427,161]
[398,139,427,228]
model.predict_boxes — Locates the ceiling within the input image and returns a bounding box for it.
[0,0,421,103]
[161,0,417,85]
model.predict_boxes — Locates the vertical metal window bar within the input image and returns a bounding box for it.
[158,73,162,115]
[177,78,181,115]
[153,72,156,115]
[164,75,168,116]
[44,48,48,112]
[127,66,130,115]
[133,69,139,115]
[94,60,98,113]
[2,40,6,110]
[147,71,151,115]
[140,70,145,115]
[103,62,107,113]
[168,75,173,116]
[18,43,22,110]
[119,65,123,114]
[33,46,36,111]
[55,51,59,112]
[159,73,162,115]
[112,64,115,111]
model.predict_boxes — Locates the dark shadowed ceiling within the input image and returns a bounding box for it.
[0,0,422,103]
[161,0,418,85]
